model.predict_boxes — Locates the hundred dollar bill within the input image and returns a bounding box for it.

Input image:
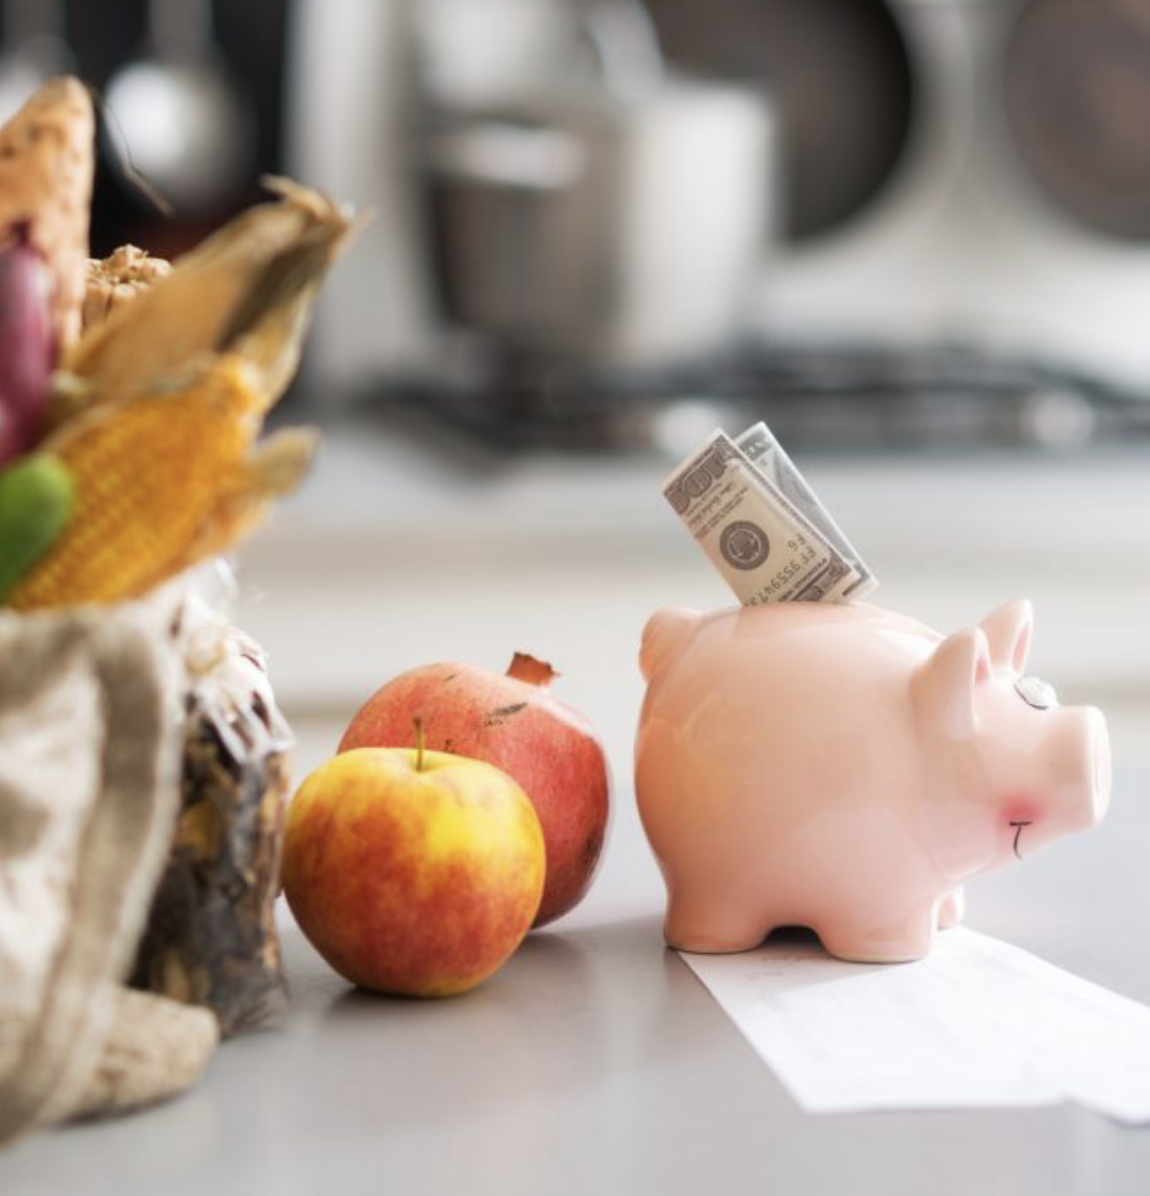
[663,429,864,604]
[735,421,878,600]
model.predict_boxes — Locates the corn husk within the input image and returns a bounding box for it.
[58,177,355,412]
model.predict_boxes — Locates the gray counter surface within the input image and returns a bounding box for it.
[3,760,1149,1196]
[3,434,1148,1194]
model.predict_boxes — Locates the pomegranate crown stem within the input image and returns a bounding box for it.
[507,652,558,689]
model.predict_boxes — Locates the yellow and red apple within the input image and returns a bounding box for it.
[281,739,545,997]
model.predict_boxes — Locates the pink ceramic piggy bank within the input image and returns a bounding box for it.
[635,600,1111,962]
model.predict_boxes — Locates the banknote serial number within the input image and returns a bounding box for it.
[755,537,819,598]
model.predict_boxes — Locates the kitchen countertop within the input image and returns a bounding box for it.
[2,425,1148,1194]
[2,756,1149,1196]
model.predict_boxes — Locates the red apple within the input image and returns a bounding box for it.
[339,654,611,927]
[281,736,545,997]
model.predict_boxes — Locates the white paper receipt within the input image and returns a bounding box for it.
[681,928,1150,1122]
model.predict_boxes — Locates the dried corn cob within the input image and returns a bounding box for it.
[0,78,93,461]
[0,77,93,353]
[56,178,354,420]
[6,353,314,611]
[82,246,171,332]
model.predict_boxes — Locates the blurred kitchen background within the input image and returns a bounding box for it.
[4,0,1145,875]
[10,0,1150,452]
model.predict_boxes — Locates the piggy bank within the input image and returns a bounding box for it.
[635,600,1110,962]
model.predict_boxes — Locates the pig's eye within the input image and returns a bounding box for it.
[1015,675,1057,709]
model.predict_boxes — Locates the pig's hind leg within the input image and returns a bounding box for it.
[937,886,965,929]
[663,883,770,954]
[816,906,938,963]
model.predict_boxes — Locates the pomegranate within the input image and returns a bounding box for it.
[339,653,611,927]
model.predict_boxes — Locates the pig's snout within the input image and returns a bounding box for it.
[1054,705,1111,832]
[996,705,1110,864]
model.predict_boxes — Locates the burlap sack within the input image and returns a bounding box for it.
[0,598,213,1144]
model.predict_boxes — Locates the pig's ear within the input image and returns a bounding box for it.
[640,609,700,681]
[979,599,1033,674]
[913,626,993,738]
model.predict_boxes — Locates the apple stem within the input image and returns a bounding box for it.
[414,715,425,771]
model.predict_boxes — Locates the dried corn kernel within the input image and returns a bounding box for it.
[82,246,171,331]
[6,354,306,610]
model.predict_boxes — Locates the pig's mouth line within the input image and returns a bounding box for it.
[1009,820,1033,860]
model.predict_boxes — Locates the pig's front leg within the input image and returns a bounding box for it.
[663,885,770,954]
[937,887,965,929]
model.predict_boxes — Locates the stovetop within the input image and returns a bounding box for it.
[358,340,1150,458]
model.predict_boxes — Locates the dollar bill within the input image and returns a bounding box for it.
[662,429,864,604]
[735,421,878,600]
